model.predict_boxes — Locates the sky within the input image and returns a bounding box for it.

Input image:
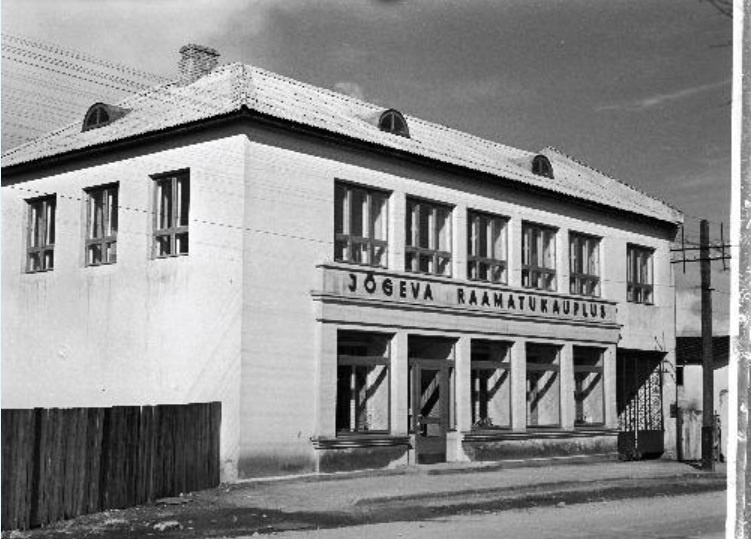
[1,0,733,334]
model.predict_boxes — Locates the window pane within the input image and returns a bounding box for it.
[178,177,190,227]
[336,331,391,433]
[477,216,488,258]
[156,234,172,256]
[350,188,366,238]
[176,232,189,254]
[46,201,56,245]
[371,192,388,241]
[526,344,560,427]
[334,184,345,235]
[418,204,431,249]
[158,181,172,230]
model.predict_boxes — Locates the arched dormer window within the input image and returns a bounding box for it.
[378,109,410,138]
[82,103,130,132]
[532,155,554,179]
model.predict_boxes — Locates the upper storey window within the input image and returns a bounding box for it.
[26,195,56,273]
[569,232,600,297]
[627,244,654,304]
[532,155,554,179]
[406,198,452,276]
[334,182,388,267]
[378,109,410,138]
[522,222,557,291]
[153,170,190,258]
[467,210,507,284]
[85,184,119,266]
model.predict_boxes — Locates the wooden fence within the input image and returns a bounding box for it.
[1,402,221,531]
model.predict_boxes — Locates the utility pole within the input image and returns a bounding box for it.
[700,220,714,471]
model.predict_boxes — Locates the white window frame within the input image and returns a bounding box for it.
[467,210,508,284]
[334,182,389,268]
[569,232,601,297]
[85,183,118,266]
[522,222,557,291]
[153,170,190,258]
[26,195,56,273]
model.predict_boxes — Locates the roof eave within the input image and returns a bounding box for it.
[1,106,682,230]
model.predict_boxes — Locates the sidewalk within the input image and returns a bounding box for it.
[5,459,727,538]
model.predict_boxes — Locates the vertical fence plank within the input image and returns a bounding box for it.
[2,403,218,531]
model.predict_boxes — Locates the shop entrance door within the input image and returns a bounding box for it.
[410,360,450,464]
[616,350,665,459]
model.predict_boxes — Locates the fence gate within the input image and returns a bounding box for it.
[616,350,665,459]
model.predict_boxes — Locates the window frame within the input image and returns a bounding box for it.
[405,197,453,276]
[521,222,557,291]
[470,340,512,430]
[336,331,392,436]
[573,346,605,427]
[569,231,601,297]
[152,170,190,258]
[334,181,389,268]
[467,210,508,284]
[84,183,119,267]
[627,243,654,304]
[26,194,57,273]
[525,343,561,428]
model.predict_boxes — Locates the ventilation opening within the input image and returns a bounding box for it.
[82,103,130,132]
[532,155,554,178]
[378,109,410,138]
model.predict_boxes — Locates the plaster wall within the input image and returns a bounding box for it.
[1,135,247,480]
[235,127,677,475]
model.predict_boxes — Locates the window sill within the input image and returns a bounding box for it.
[311,434,410,450]
[463,427,618,443]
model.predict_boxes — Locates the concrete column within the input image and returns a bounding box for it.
[453,203,468,280]
[390,190,406,272]
[390,330,409,435]
[315,322,338,437]
[455,335,472,432]
[511,338,527,431]
[557,227,570,295]
[560,343,575,429]
[604,344,618,428]
[508,218,522,288]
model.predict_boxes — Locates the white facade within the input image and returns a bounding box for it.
[2,55,681,478]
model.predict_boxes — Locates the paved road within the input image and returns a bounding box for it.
[274,491,726,539]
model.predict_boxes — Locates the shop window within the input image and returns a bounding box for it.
[574,346,605,426]
[406,198,452,276]
[334,182,388,267]
[336,331,391,434]
[467,210,507,284]
[627,244,654,304]
[153,171,189,257]
[522,222,556,291]
[569,232,600,297]
[471,340,511,429]
[526,343,560,427]
[26,195,56,273]
[85,183,118,266]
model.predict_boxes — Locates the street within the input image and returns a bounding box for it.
[276,492,726,539]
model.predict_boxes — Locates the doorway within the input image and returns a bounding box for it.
[408,336,455,464]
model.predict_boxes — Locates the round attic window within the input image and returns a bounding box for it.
[378,109,410,138]
[83,104,111,131]
[532,155,554,179]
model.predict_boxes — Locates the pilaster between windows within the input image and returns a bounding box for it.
[560,343,575,429]
[507,218,523,288]
[510,338,527,431]
[454,336,472,432]
[390,331,409,435]
[389,190,406,273]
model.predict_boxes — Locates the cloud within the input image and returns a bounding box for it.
[333,81,366,100]
[596,79,730,112]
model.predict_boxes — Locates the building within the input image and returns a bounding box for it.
[2,45,683,479]
[675,335,730,461]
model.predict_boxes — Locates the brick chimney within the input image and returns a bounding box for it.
[178,44,220,86]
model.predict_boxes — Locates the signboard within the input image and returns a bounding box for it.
[319,265,617,325]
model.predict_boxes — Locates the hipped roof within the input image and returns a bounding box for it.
[2,63,682,225]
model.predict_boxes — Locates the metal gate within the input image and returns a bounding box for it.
[616,350,665,459]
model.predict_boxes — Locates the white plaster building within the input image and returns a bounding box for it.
[2,46,683,478]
